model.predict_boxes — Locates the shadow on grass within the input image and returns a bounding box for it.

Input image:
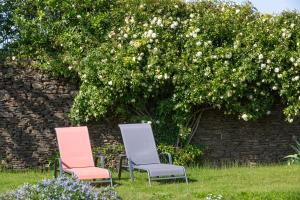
[112,170,197,186]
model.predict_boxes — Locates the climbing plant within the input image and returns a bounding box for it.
[9,0,300,146]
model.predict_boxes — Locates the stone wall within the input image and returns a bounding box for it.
[0,65,299,168]
[191,107,300,164]
[0,65,121,169]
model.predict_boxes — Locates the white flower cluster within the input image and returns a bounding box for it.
[170,21,179,29]
[186,28,200,38]
[281,28,292,39]
[151,17,163,27]
[144,29,157,39]
[241,113,250,121]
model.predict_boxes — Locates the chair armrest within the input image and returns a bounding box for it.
[159,152,172,164]
[94,153,105,168]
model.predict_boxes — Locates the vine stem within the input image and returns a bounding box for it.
[186,107,211,146]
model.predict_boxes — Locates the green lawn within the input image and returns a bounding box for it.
[1,165,300,200]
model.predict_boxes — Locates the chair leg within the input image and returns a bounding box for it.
[147,171,152,186]
[54,159,58,178]
[110,178,113,187]
[184,169,188,184]
[117,156,123,180]
[59,158,63,176]
[109,170,113,187]
[128,160,134,181]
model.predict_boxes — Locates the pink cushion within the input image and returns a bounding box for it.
[65,167,110,180]
[55,126,95,169]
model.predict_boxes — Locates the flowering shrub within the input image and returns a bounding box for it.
[10,0,300,145]
[158,144,203,166]
[93,144,125,168]
[0,176,120,200]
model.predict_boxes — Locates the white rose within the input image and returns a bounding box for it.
[196,51,203,57]
[241,114,248,121]
[292,76,299,81]
[291,23,295,28]
[157,74,163,79]
[164,73,169,79]
[261,64,266,69]
[272,86,278,90]
[196,41,202,46]
[151,33,157,38]
[258,54,264,60]
[266,111,271,115]
[108,81,113,86]
[274,68,280,73]
[123,33,128,38]
[225,53,232,59]
[290,57,295,62]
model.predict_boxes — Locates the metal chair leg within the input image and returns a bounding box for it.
[147,171,152,186]
[117,156,123,180]
[59,158,63,176]
[184,169,188,184]
[128,160,135,181]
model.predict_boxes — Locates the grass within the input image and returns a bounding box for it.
[0,170,52,193]
[0,165,300,199]
[115,165,300,199]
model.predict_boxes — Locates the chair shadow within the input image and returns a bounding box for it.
[111,169,198,186]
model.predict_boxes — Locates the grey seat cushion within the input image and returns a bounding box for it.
[134,164,186,177]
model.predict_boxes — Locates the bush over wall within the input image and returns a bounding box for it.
[6,0,300,146]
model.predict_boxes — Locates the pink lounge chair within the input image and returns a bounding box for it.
[55,126,112,185]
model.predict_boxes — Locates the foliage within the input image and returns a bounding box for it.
[284,140,300,165]
[0,0,17,47]
[0,0,18,62]
[9,0,300,145]
[158,144,203,166]
[0,176,120,200]
[93,144,125,168]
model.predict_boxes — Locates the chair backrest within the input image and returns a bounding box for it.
[55,126,95,169]
[119,123,160,165]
